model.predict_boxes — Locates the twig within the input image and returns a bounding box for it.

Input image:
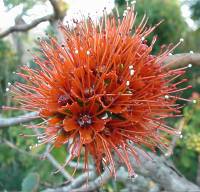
[165,118,185,157]
[46,152,74,181]
[68,161,94,170]
[33,128,73,181]
[127,148,200,192]
[3,139,39,158]
[44,171,96,192]
[163,53,200,69]
[0,112,39,128]
[49,0,64,20]
[0,15,53,38]
[72,166,113,192]
[0,0,64,38]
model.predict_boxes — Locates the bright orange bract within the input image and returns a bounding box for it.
[10,6,190,177]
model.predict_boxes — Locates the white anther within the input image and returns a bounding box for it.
[141,37,145,41]
[8,82,11,86]
[6,88,9,92]
[165,95,169,99]
[86,50,90,55]
[102,113,109,120]
[169,53,173,56]
[175,131,182,135]
[180,38,184,42]
[193,99,197,104]
[131,1,136,4]
[127,6,131,10]
[188,64,192,68]
[129,65,134,69]
[130,69,135,76]
[164,152,171,157]
[130,173,138,180]
[75,49,79,54]
[180,134,183,139]
[126,81,130,86]
[190,50,194,54]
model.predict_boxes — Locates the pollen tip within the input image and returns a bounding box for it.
[129,173,138,180]
[190,50,194,54]
[188,64,192,68]
[129,65,134,69]
[193,99,197,104]
[164,152,171,157]
[164,95,170,99]
[179,38,184,43]
[131,1,136,5]
[175,131,182,135]
[126,81,130,86]
[130,69,135,76]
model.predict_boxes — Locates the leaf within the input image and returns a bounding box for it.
[21,172,40,192]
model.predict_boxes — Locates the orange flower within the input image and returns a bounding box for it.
[10,5,191,177]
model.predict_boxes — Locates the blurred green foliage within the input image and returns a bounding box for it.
[116,0,187,53]
[190,0,200,23]
[173,102,200,182]
[0,40,18,106]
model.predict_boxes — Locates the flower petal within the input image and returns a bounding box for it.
[63,118,78,132]
[79,128,94,144]
[70,102,82,115]
[54,132,70,147]
[93,119,105,132]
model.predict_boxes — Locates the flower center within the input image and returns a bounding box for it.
[58,95,70,106]
[77,114,92,127]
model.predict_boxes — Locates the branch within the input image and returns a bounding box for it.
[0,112,39,128]
[163,53,200,69]
[45,152,74,181]
[0,15,53,38]
[72,166,113,192]
[129,148,200,192]
[0,0,64,38]
[165,118,185,157]
[49,0,64,20]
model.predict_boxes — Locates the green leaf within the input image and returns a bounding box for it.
[21,172,40,192]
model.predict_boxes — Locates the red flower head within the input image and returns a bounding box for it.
[9,5,192,177]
